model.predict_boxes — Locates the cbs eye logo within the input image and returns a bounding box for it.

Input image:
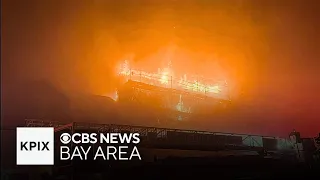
[60,133,71,144]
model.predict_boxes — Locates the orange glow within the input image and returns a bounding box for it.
[3,0,319,136]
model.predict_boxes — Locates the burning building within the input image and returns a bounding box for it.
[114,60,231,123]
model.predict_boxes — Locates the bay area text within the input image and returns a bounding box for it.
[59,132,142,161]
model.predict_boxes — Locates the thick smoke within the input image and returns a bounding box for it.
[2,0,319,136]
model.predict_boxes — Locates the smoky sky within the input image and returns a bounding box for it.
[2,0,319,136]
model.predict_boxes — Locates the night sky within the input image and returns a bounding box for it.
[2,0,319,136]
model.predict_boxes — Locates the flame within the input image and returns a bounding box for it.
[119,60,130,76]
[117,60,227,99]
[104,89,118,101]
[178,75,221,94]
[160,68,170,85]
[176,94,191,113]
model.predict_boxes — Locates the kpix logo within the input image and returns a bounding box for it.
[16,127,54,165]
[20,141,50,151]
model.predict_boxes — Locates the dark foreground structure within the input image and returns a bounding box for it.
[2,119,318,180]
[50,156,318,180]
